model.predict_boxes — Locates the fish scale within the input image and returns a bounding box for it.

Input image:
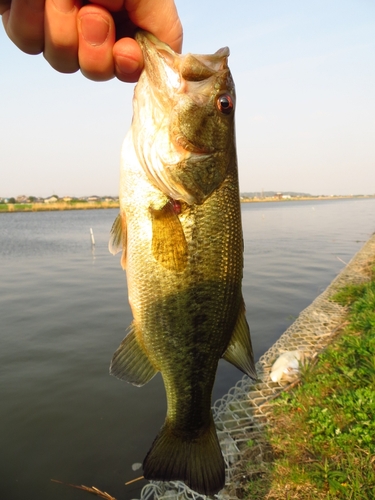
[109,31,256,496]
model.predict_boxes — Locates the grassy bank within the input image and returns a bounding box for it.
[246,263,375,499]
[0,201,119,213]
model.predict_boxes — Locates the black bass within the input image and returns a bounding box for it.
[109,31,256,496]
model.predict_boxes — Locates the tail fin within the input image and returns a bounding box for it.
[143,419,225,496]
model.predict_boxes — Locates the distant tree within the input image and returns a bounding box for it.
[29,196,36,202]
[8,197,16,204]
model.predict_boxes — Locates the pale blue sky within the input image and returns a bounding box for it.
[1,0,374,198]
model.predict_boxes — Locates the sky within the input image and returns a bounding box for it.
[1,0,374,198]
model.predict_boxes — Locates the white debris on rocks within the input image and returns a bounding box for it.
[270,350,309,382]
[136,234,375,500]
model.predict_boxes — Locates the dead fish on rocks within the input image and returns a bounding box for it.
[109,31,256,496]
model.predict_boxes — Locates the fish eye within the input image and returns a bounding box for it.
[216,94,234,115]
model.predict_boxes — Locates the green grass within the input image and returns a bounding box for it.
[13,204,33,211]
[0,201,119,212]
[245,263,375,499]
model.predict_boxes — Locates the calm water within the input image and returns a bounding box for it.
[1,199,374,499]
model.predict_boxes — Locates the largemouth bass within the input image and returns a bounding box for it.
[109,31,256,496]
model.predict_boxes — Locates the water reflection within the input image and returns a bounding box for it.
[0,198,374,500]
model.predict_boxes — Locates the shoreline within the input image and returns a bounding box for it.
[1,195,373,214]
[215,232,375,499]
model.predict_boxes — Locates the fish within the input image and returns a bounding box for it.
[109,31,256,496]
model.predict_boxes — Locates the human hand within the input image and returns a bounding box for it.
[0,0,183,82]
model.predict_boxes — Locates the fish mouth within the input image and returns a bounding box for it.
[136,31,176,57]
[136,30,230,83]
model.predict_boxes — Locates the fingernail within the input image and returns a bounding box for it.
[80,14,110,47]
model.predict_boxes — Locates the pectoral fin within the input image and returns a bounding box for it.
[110,323,158,386]
[108,213,127,270]
[223,303,257,380]
[150,202,188,272]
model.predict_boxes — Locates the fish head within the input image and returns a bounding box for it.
[132,31,236,205]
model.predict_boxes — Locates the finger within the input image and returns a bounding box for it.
[113,36,142,83]
[2,0,45,54]
[44,0,81,73]
[124,0,183,54]
[111,9,142,82]
[0,1,10,16]
[112,0,183,83]
[77,4,115,81]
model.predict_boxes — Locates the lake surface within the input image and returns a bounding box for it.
[1,198,374,499]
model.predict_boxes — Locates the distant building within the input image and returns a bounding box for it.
[44,196,58,203]
[16,195,29,203]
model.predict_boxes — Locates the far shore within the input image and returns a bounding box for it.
[0,195,373,213]
[242,194,375,203]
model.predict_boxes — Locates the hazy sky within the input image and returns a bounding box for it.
[1,0,374,198]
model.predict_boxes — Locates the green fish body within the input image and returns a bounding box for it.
[109,31,256,496]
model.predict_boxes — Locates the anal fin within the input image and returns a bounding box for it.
[110,323,157,386]
[222,302,257,380]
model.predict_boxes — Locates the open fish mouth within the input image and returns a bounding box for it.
[136,30,230,78]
